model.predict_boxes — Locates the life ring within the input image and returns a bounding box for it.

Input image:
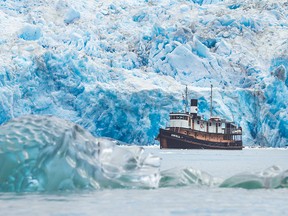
[200,123,204,129]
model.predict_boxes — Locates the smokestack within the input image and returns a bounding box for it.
[190,99,198,115]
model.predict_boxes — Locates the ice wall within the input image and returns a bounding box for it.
[0,0,288,147]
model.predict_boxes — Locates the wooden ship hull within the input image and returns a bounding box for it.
[158,128,243,150]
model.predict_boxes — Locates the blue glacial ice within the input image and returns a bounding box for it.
[0,0,288,147]
[18,25,42,41]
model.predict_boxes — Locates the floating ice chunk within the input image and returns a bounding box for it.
[0,115,161,192]
[160,167,219,187]
[220,166,288,189]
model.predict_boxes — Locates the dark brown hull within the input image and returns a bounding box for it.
[158,129,243,150]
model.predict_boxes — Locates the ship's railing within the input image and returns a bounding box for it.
[230,129,242,135]
[167,127,242,136]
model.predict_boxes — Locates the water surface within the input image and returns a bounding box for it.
[1,147,287,216]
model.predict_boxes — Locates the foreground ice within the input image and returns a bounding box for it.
[0,115,161,192]
[0,115,287,192]
[220,166,288,189]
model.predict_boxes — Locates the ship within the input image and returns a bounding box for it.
[156,85,243,150]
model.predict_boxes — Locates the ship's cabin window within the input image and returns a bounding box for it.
[170,115,188,120]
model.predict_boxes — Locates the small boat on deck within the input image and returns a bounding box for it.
[156,85,243,150]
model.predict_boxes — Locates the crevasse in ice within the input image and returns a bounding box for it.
[0,0,288,147]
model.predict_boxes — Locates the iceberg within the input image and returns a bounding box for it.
[0,115,161,192]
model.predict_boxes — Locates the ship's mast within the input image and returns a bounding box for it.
[184,85,188,113]
[210,84,213,118]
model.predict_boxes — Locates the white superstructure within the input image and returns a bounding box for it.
[169,100,241,135]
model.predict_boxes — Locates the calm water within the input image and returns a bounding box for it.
[1,147,288,216]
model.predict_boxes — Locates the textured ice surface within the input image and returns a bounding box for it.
[220,166,288,189]
[0,0,288,147]
[0,115,161,192]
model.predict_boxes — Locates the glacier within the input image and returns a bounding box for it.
[0,0,288,147]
